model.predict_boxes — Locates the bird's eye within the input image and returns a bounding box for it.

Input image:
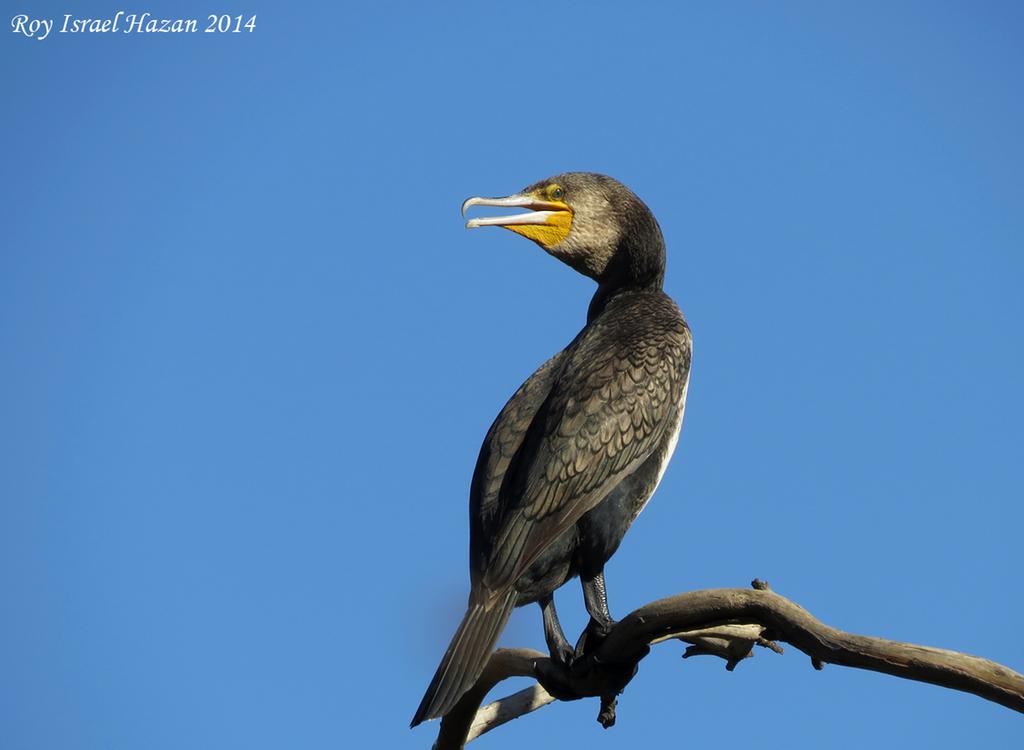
[549,186,565,201]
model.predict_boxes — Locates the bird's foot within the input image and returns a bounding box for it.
[573,616,618,663]
[547,640,575,669]
[534,657,586,702]
[534,634,648,708]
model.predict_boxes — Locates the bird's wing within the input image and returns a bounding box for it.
[482,313,692,595]
[469,351,567,588]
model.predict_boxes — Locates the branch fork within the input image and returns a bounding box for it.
[429,580,1024,749]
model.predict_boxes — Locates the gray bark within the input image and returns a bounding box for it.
[431,580,1024,749]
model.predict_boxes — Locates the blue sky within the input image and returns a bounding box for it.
[2,2,1022,748]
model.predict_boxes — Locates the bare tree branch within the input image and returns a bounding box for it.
[432,648,546,750]
[431,580,1024,749]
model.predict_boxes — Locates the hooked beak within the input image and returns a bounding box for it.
[461,194,570,229]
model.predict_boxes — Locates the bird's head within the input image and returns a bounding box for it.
[462,172,664,286]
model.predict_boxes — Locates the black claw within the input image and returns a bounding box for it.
[553,643,574,668]
[575,616,618,659]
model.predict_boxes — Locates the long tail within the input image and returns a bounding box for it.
[411,590,517,727]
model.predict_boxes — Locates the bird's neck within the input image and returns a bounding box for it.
[587,238,666,323]
[587,276,663,322]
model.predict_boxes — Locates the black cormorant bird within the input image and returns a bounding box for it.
[411,173,692,726]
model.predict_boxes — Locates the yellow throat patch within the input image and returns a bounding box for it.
[504,205,572,248]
